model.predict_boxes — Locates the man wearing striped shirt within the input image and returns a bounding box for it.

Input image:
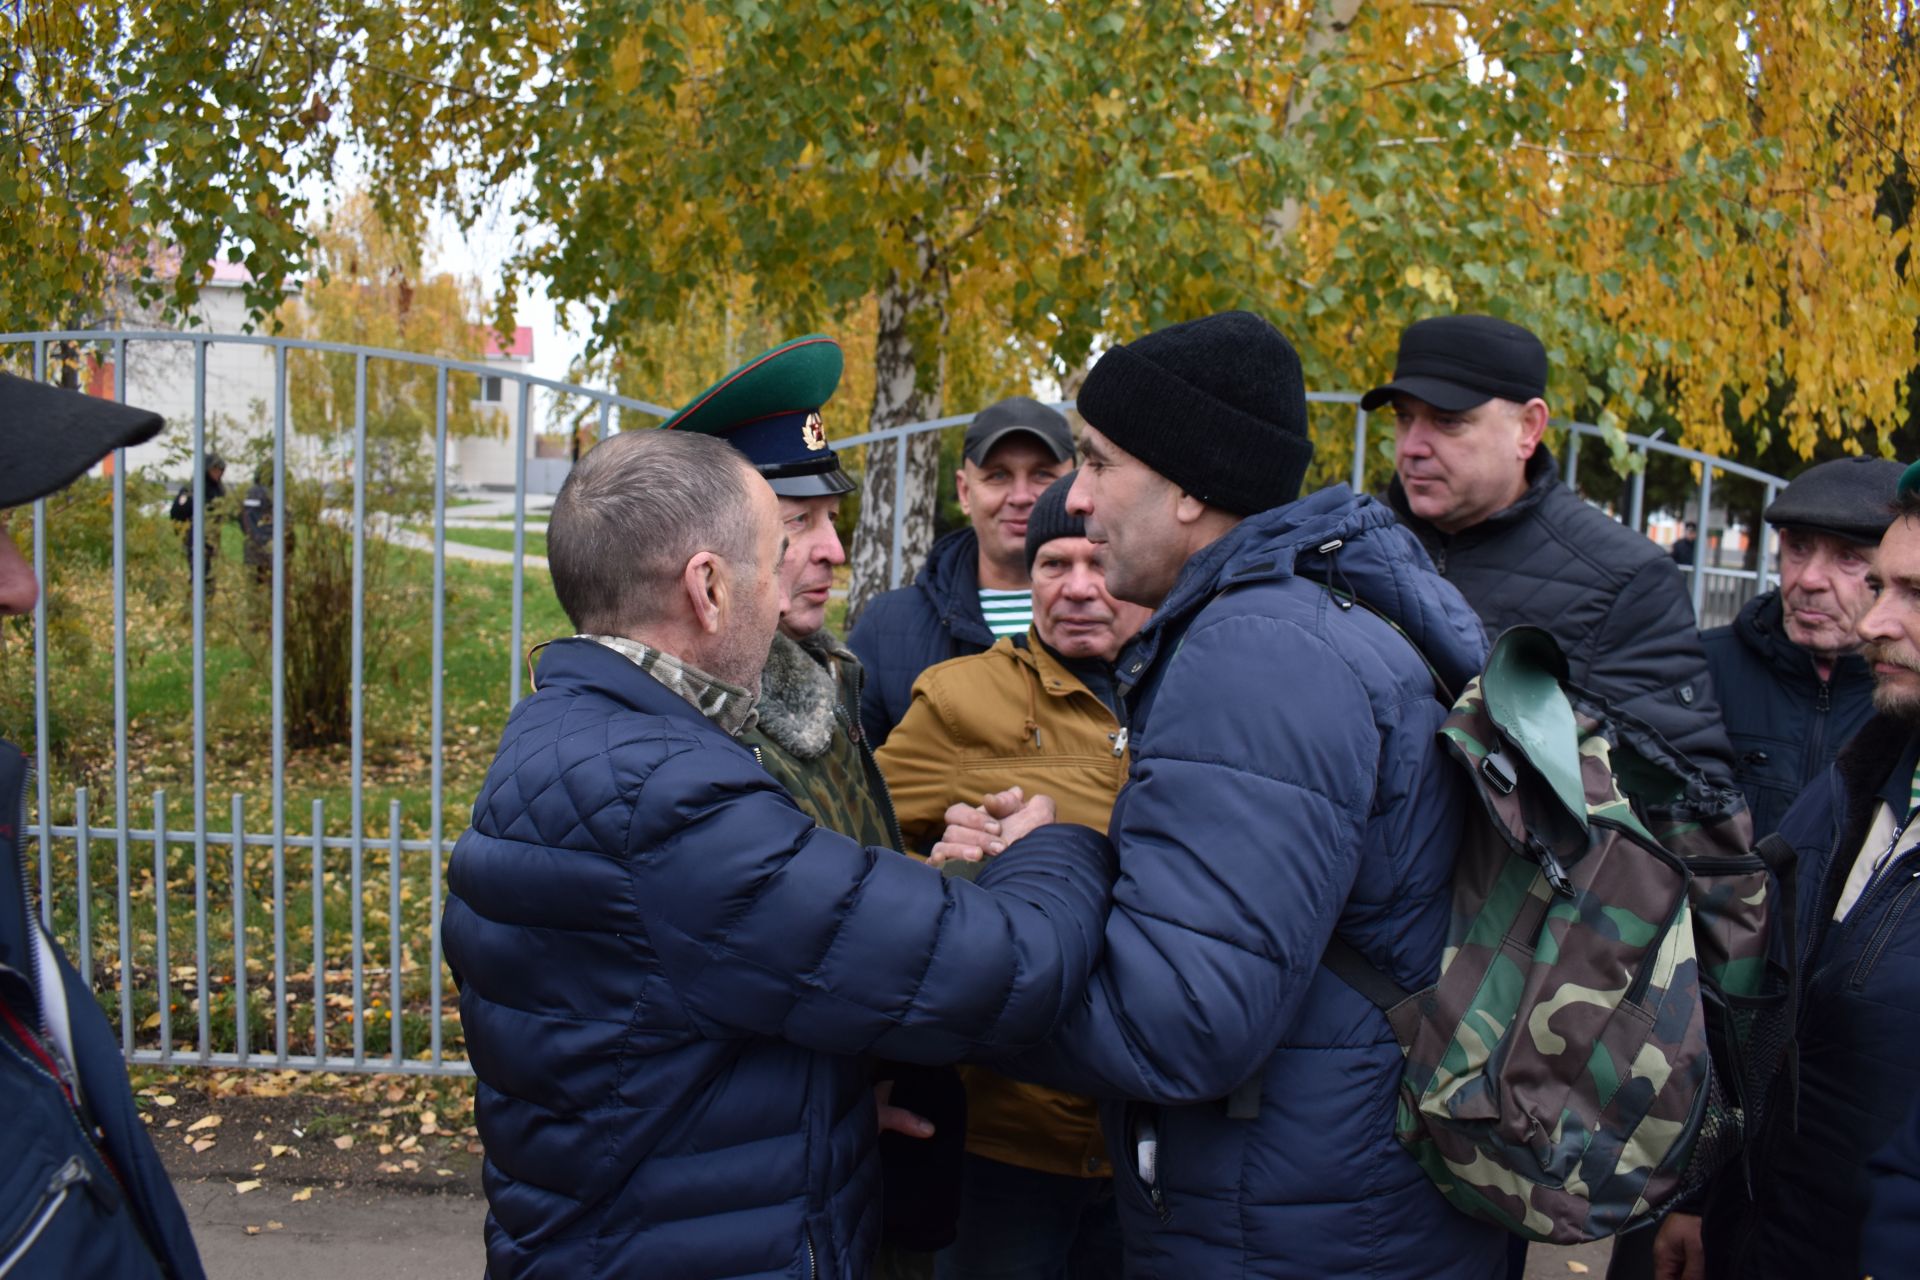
[851,396,1074,745]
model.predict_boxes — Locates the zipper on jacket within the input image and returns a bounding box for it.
[804,1226,817,1280]
[7,765,77,1103]
[0,1157,88,1278]
[1849,869,1920,990]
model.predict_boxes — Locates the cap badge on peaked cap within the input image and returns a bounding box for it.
[660,334,856,497]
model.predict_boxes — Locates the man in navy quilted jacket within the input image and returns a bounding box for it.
[943,312,1508,1278]
[441,427,1115,1280]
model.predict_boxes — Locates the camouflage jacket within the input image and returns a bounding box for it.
[742,629,902,850]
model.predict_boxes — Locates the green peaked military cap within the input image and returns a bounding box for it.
[1900,458,1920,502]
[660,334,855,497]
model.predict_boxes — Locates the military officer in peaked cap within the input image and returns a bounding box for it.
[664,336,965,1277]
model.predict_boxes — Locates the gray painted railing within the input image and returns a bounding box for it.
[2,331,1784,1076]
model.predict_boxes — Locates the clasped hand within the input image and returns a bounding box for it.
[927,786,1057,867]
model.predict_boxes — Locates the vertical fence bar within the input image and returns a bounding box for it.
[510,379,530,707]
[1350,404,1368,494]
[30,341,49,926]
[389,799,403,1066]
[351,809,365,1067]
[430,369,448,1069]
[597,399,611,443]
[231,792,247,1064]
[195,796,209,1060]
[1563,428,1580,490]
[1629,444,1650,533]
[74,789,90,987]
[1756,482,1778,594]
[312,799,326,1065]
[190,340,209,1059]
[351,355,367,1067]
[272,344,288,1064]
[889,432,908,590]
[1691,465,1714,620]
[112,337,131,1055]
[154,791,170,1059]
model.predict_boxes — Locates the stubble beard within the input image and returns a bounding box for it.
[1865,640,1920,723]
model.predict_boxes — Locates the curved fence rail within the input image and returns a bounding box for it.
[0,330,1784,1076]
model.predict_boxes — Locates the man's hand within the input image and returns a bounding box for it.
[1652,1212,1704,1280]
[928,789,1056,866]
[874,1080,933,1140]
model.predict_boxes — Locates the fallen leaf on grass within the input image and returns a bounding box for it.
[187,1115,222,1133]
[266,1221,283,1231]
[332,1135,353,1150]
[233,1180,261,1195]
[290,1187,313,1202]
[269,1145,289,1158]
[244,1226,260,1236]
[1567,1265,1591,1276]
[191,1139,216,1155]
[250,1163,265,1173]
[434,1169,453,1178]
[152,1094,177,1107]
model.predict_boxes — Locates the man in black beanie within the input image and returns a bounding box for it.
[1369,314,1734,781]
[943,311,1506,1278]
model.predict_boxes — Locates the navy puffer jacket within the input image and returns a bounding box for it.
[985,487,1507,1279]
[848,527,995,748]
[1702,714,1920,1279]
[442,639,1114,1280]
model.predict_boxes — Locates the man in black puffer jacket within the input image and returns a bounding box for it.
[1702,456,1902,836]
[1369,314,1734,781]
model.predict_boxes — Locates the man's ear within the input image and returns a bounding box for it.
[1173,490,1211,526]
[954,466,974,518]
[683,551,726,635]
[1517,398,1551,458]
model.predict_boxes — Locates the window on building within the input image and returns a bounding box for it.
[478,374,504,403]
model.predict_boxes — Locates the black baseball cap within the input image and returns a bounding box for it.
[962,396,1074,466]
[1360,315,1550,413]
[0,373,164,508]
[1764,456,1906,544]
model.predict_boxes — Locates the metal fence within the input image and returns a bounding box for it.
[1,330,1784,1078]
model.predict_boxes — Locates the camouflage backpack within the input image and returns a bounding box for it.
[1325,625,1797,1244]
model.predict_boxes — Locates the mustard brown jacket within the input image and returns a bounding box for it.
[877,628,1128,1181]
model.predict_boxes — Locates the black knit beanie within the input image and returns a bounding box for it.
[1075,311,1312,516]
[1024,470,1085,571]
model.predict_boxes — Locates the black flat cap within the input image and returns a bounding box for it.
[1361,315,1549,413]
[1765,456,1906,544]
[0,373,165,509]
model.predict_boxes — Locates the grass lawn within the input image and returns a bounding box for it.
[436,525,549,558]
[9,516,573,1064]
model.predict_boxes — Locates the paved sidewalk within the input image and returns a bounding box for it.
[176,1177,485,1280]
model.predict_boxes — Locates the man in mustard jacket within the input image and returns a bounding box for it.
[877,472,1150,1279]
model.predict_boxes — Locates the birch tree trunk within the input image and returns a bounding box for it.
[845,265,946,626]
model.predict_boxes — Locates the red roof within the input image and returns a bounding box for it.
[481,326,534,359]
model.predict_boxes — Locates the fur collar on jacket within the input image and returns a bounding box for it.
[754,629,853,759]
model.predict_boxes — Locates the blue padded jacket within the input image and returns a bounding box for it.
[1702,714,1920,1280]
[848,528,995,749]
[441,638,1114,1280]
[984,487,1507,1279]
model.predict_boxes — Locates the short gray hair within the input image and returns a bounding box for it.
[548,429,760,634]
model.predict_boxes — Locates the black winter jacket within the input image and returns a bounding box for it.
[1702,591,1876,837]
[847,527,997,748]
[1389,448,1734,781]
[1703,715,1920,1279]
[0,742,204,1279]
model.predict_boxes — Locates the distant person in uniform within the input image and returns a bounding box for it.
[239,465,283,588]
[1671,519,1699,567]
[850,397,1073,747]
[168,450,226,595]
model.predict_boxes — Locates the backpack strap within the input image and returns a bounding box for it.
[1322,934,1413,1016]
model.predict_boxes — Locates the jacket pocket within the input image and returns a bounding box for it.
[1850,870,1920,990]
[0,1156,90,1278]
[1118,1103,1172,1224]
